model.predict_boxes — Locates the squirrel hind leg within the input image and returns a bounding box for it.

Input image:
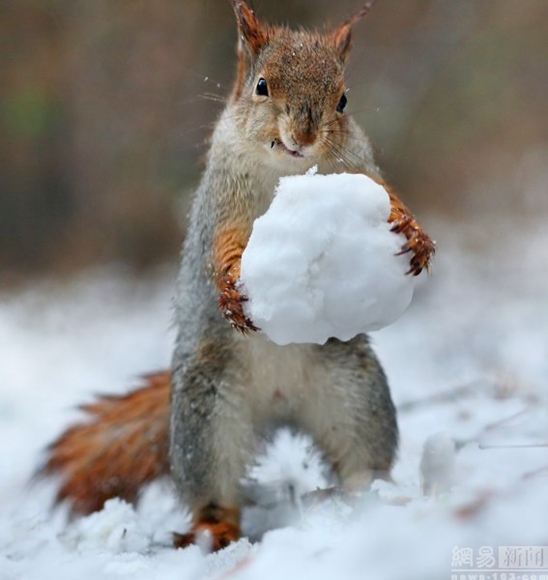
[298,339,398,493]
[39,371,171,516]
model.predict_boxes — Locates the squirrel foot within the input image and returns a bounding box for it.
[218,273,259,334]
[174,504,241,552]
[173,521,240,552]
[390,215,435,276]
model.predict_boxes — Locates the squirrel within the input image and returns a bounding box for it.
[41,0,434,552]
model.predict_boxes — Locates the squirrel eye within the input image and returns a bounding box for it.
[336,93,347,113]
[255,78,269,97]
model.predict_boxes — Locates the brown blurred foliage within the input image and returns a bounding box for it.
[1,0,547,279]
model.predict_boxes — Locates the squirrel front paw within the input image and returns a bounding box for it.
[218,272,259,334]
[390,216,436,276]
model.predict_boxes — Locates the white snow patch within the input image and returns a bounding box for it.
[63,498,151,554]
[420,432,457,496]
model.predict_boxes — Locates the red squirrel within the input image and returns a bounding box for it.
[43,0,434,551]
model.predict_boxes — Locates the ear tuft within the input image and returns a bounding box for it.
[333,0,378,62]
[332,22,353,63]
[230,0,268,55]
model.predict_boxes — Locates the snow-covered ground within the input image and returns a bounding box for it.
[1,215,547,580]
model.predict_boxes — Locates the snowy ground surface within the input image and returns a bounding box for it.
[1,215,547,580]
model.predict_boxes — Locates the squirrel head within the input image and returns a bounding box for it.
[228,0,376,170]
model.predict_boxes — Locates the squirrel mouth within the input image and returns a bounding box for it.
[271,139,304,159]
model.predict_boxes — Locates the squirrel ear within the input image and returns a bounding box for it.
[332,22,353,63]
[230,0,268,56]
[333,0,377,62]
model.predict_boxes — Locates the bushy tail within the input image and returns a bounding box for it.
[41,371,171,516]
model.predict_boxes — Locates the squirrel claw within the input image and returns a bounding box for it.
[403,232,436,276]
[395,242,412,256]
[390,216,412,235]
[231,320,260,335]
[390,216,435,277]
[173,531,195,550]
[218,274,259,334]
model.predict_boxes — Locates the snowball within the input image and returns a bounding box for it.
[240,172,419,345]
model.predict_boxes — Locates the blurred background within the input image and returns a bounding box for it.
[1,0,547,282]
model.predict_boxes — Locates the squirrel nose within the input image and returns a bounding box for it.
[291,129,317,148]
[291,104,318,148]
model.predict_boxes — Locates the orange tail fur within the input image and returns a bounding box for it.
[41,371,171,516]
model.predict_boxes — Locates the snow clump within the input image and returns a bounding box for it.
[240,171,421,345]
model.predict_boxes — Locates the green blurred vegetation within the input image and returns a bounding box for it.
[1,0,547,278]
